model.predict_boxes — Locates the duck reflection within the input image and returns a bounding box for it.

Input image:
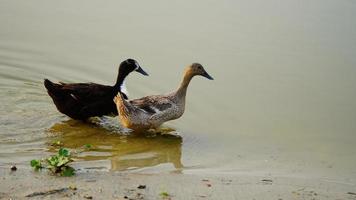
[47,119,183,171]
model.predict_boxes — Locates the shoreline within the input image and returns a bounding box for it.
[1,167,355,200]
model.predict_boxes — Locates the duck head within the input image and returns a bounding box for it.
[115,59,149,98]
[116,59,149,83]
[119,58,149,76]
[187,63,214,80]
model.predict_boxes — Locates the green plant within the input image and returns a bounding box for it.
[30,148,75,176]
[30,144,94,176]
[46,148,74,176]
[160,191,170,199]
[30,159,43,170]
[84,144,92,149]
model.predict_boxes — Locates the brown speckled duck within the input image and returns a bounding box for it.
[44,59,148,120]
[114,63,213,131]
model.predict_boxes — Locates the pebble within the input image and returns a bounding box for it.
[137,185,146,189]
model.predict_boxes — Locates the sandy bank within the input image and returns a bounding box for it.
[1,167,355,200]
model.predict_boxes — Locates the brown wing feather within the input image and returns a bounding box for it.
[129,95,173,114]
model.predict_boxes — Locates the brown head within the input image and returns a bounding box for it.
[185,63,214,80]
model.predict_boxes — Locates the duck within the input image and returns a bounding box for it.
[114,63,213,131]
[44,58,149,120]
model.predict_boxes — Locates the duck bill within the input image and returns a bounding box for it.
[201,71,214,80]
[135,66,149,76]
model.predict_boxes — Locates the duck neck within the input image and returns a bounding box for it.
[175,71,194,99]
[114,70,129,92]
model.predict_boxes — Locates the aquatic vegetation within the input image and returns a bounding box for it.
[30,159,43,170]
[47,148,75,176]
[159,191,170,199]
[30,144,93,176]
[84,144,92,150]
[30,148,74,176]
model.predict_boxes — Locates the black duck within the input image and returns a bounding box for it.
[44,59,148,120]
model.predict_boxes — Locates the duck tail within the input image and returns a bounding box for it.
[44,79,64,99]
[114,92,134,113]
[113,92,126,105]
[44,79,59,91]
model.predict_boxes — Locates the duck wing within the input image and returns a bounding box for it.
[129,95,175,115]
[45,79,114,101]
[44,79,117,119]
[57,82,114,101]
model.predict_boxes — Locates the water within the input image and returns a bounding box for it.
[1,0,356,182]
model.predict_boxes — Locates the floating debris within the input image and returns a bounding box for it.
[202,179,212,187]
[69,185,77,190]
[137,185,146,189]
[10,165,17,171]
[51,140,64,147]
[84,194,93,199]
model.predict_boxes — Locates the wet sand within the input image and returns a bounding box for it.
[1,167,355,200]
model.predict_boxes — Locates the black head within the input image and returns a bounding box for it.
[119,58,149,76]
[115,59,149,95]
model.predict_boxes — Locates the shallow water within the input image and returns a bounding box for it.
[1,0,356,182]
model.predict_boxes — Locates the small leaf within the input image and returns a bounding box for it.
[30,159,42,170]
[160,192,169,197]
[59,148,69,157]
[47,155,59,166]
[84,144,92,149]
[30,159,39,167]
[61,167,75,177]
[57,156,70,167]
[30,147,75,176]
